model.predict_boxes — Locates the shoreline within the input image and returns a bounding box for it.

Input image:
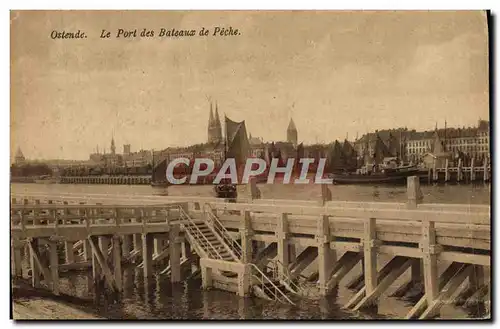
[11,281,104,320]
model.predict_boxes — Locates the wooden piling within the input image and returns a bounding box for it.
[28,239,41,288]
[432,161,438,182]
[471,158,476,181]
[317,215,335,296]
[240,210,253,263]
[169,225,181,282]
[483,159,489,182]
[363,218,378,303]
[457,158,463,182]
[276,213,289,277]
[142,233,154,278]
[319,184,332,206]
[11,240,22,277]
[49,240,59,295]
[444,159,450,182]
[421,221,440,318]
[122,235,132,258]
[248,177,261,201]
[407,176,423,209]
[65,241,75,264]
[112,235,122,291]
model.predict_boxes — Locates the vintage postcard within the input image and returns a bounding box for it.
[10,10,491,320]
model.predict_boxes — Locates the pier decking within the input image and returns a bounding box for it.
[10,177,490,319]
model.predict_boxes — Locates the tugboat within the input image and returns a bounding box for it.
[214,176,238,200]
[331,157,419,185]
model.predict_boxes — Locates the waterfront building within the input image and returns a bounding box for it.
[406,120,490,163]
[354,120,490,165]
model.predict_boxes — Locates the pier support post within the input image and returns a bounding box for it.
[28,238,41,288]
[133,234,142,254]
[122,235,132,258]
[11,240,22,277]
[421,221,440,318]
[483,159,489,182]
[319,184,332,206]
[471,158,476,181]
[48,239,59,295]
[83,239,92,261]
[276,213,289,276]
[248,177,261,201]
[317,215,335,295]
[169,224,182,283]
[237,264,252,297]
[407,176,423,209]
[65,241,75,264]
[240,210,253,263]
[98,236,110,262]
[112,235,122,291]
[201,263,213,289]
[444,159,450,182]
[142,233,154,278]
[432,161,438,182]
[363,218,378,304]
[457,158,463,182]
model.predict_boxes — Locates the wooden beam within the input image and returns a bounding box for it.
[28,239,50,288]
[112,235,122,291]
[49,240,59,295]
[419,264,473,319]
[363,218,378,297]
[421,221,439,311]
[142,233,154,278]
[353,258,412,311]
[88,236,117,292]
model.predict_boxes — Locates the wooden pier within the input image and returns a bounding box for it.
[10,177,490,319]
[59,175,152,185]
[425,159,491,183]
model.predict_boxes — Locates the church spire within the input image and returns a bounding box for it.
[215,101,221,127]
[209,102,215,126]
[111,133,116,155]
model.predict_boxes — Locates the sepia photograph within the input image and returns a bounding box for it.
[9,9,491,320]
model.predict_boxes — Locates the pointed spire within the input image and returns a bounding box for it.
[287,118,297,131]
[209,102,214,126]
[215,101,221,126]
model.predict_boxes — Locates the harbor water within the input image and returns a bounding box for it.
[11,183,490,319]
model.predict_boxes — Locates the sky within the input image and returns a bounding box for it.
[11,10,489,160]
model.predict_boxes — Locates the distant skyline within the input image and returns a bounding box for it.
[11,11,489,160]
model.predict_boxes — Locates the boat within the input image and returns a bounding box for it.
[34,175,57,184]
[331,161,420,185]
[151,180,170,188]
[214,176,238,199]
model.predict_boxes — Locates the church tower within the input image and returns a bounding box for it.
[208,101,223,144]
[287,118,298,147]
[214,102,222,144]
[110,135,116,155]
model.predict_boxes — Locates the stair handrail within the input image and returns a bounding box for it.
[248,263,295,305]
[265,259,307,296]
[203,203,243,260]
[178,206,224,260]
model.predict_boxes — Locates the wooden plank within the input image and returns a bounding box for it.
[88,236,117,291]
[421,221,439,309]
[363,218,377,297]
[49,241,59,295]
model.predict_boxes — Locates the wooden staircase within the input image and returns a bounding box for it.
[178,205,297,304]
